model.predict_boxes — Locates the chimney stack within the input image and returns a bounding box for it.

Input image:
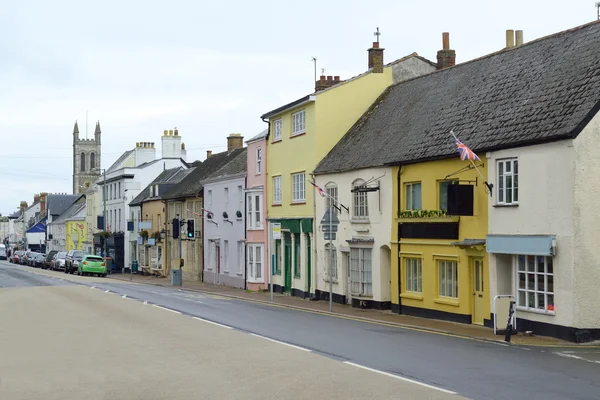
[40,192,47,213]
[436,32,456,70]
[506,29,515,48]
[33,194,40,204]
[206,150,212,159]
[227,134,244,152]
[368,41,385,73]
[315,75,343,91]
[515,30,524,46]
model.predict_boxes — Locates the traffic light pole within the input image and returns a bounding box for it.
[178,213,183,274]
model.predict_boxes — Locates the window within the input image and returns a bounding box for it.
[273,119,282,141]
[238,241,244,274]
[438,260,458,298]
[294,233,301,277]
[350,248,372,295]
[325,182,338,215]
[109,210,112,231]
[246,193,263,229]
[324,243,338,279]
[256,148,262,174]
[247,244,264,282]
[291,110,306,136]
[237,185,243,216]
[118,209,121,231]
[90,152,95,170]
[224,187,229,213]
[516,255,554,310]
[405,258,422,293]
[109,185,113,200]
[80,152,86,172]
[497,159,519,204]
[273,176,282,204]
[439,180,459,211]
[406,183,422,210]
[274,239,282,274]
[223,240,229,272]
[292,172,305,203]
[207,190,212,209]
[352,180,369,219]
[118,182,121,198]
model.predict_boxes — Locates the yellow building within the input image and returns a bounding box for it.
[262,38,436,298]
[66,209,87,252]
[391,159,489,325]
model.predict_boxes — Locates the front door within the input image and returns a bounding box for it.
[344,253,352,304]
[284,233,292,292]
[472,258,485,325]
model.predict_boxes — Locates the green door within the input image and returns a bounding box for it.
[284,233,292,292]
[306,233,311,295]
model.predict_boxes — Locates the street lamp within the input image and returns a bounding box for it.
[92,167,108,259]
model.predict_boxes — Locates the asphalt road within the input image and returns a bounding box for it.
[2,262,600,400]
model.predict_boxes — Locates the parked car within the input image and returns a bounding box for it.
[27,252,39,267]
[0,244,7,261]
[51,252,68,271]
[32,253,45,268]
[78,255,107,277]
[11,251,23,264]
[20,251,33,265]
[65,250,87,274]
[43,250,58,269]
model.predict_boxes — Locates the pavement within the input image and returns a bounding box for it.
[3,262,600,400]
[108,272,585,347]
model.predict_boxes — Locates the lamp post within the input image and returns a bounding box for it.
[93,168,107,259]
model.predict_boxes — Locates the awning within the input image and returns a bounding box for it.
[486,234,556,256]
[451,238,486,249]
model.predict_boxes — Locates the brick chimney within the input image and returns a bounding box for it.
[227,134,244,152]
[33,194,40,204]
[40,192,48,213]
[315,75,342,91]
[437,32,456,70]
[20,201,28,214]
[368,42,384,73]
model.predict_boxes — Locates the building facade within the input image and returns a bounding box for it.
[73,121,101,194]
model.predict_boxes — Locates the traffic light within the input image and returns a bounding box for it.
[187,219,195,239]
[172,218,180,239]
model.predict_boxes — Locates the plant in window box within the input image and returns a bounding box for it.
[99,231,112,238]
[140,230,149,240]
[151,231,161,242]
[236,210,242,219]
[399,209,448,218]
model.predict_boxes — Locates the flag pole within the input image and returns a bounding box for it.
[451,130,493,196]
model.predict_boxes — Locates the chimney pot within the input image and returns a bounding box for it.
[169,129,173,136]
[174,129,179,136]
[506,29,515,48]
[442,32,450,50]
[326,76,332,81]
[515,30,524,46]
[206,150,212,158]
[372,42,379,49]
[319,75,326,80]
[334,76,340,81]
[163,129,168,135]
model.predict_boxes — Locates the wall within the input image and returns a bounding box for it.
[165,198,204,281]
[391,157,489,322]
[66,219,86,251]
[487,141,575,328]
[203,175,246,289]
[314,167,393,305]
[246,137,268,290]
[573,111,600,329]
[390,57,436,84]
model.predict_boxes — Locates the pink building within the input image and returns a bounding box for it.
[245,130,268,290]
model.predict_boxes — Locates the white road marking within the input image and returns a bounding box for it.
[152,305,181,314]
[143,300,148,305]
[494,342,510,347]
[122,295,127,298]
[104,290,110,293]
[343,361,457,395]
[554,352,600,364]
[249,333,311,352]
[192,317,233,330]
[90,286,95,289]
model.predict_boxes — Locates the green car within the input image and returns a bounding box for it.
[78,255,107,277]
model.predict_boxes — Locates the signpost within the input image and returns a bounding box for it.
[320,207,339,312]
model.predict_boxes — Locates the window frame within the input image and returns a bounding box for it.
[272,176,282,205]
[291,172,306,203]
[238,241,244,274]
[349,248,372,296]
[246,192,263,230]
[438,180,459,211]
[325,182,338,215]
[324,243,338,280]
[352,179,369,219]
[497,158,519,205]
[80,152,86,172]
[256,147,262,174]
[291,110,306,136]
[273,119,282,141]
[438,259,458,299]
[247,243,264,283]
[405,182,422,211]
[515,255,554,312]
[405,258,422,293]
[223,240,229,272]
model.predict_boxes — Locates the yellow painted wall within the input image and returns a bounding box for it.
[142,200,166,236]
[66,220,86,251]
[390,158,490,322]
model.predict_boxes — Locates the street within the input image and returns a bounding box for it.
[1,262,600,400]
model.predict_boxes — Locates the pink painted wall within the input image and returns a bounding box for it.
[246,134,268,291]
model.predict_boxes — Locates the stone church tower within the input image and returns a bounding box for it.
[72,120,102,194]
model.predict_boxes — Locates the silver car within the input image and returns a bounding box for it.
[52,252,68,271]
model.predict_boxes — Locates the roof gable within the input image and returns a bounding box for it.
[203,148,247,183]
[314,21,600,174]
[46,194,80,216]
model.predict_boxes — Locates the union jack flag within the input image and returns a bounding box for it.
[309,180,327,197]
[455,137,480,161]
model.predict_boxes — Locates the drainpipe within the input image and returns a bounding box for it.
[261,116,272,296]
[162,199,168,278]
[243,175,247,290]
[310,172,318,301]
[397,166,403,315]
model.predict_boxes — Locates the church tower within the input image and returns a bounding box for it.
[72,120,102,194]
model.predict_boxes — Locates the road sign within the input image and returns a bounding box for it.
[272,223,281,240]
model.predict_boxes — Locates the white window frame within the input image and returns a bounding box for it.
[223,240,229,272]
[273,119,282,141]
[224,187,229,214]
[237,186,243,218]
[405,258,422,293]
[515,255,554,312]
[438,260,458,298]
[325,182,338,215]
[256,148,262,174]
[406,182,422,210]
[349,248,372,296]
[237,241,244,274]
[352,180,369,219]
[497,158,519,205]
[292,172,306,203]
[246,193,263,230]
[247,243,264,282]
[207,190,212,209]
[324,243,338,279]
[272,176,282,204]
[291,110,306,136]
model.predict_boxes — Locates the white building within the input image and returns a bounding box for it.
[98,129,188,271]
[203,148,247,288]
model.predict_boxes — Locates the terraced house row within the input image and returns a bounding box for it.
[90,20,600,343]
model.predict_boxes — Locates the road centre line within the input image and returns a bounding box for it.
[152,305,182,314]
[104,290,110,293]
[249,333,311,352]
[192,317,233,329]
[343,361,457,395]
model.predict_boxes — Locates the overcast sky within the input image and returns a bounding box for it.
[0,0,596,214]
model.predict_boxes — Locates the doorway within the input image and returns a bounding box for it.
[284,233,292,292]
[472,257,485,325]
[215,243,221,283]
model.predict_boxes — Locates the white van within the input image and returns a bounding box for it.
[0,244,6,260]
